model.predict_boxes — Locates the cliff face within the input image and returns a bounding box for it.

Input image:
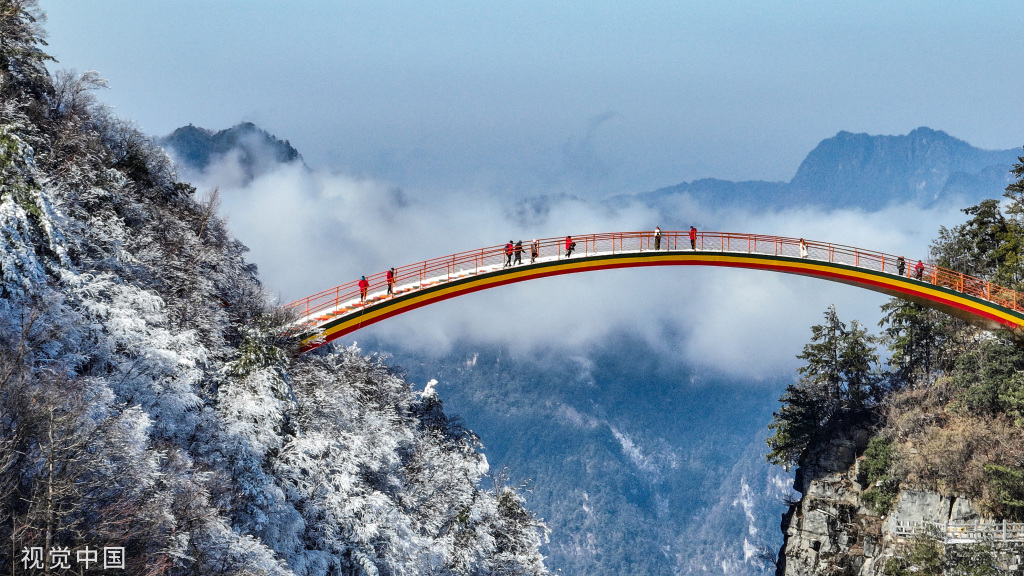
[779,428,882,576]
[779,431,1024,576]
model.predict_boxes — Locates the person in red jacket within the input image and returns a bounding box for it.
[504,241,513,268]
[386,268,395,296]
[565,236,576,258]
[689,226,697,250]
[358,275,369,302]
[914,260,925,280]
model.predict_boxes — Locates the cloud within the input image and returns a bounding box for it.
[184,153,970,379]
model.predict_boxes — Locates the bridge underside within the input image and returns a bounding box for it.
[296,251,1024,353]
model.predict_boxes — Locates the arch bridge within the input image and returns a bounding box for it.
[284,231,1024,353]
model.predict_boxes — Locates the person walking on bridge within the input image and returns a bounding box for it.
[514,240,523,265]
[386,268,396,296]
[915,260,925,280]
[530,239,539,264]
[654,226,662,250]
[799,238,807,258]
[689,226,697,250]
[565,236,576,258]
[358,275,369,303]
[897,256,905,276]
[504,241,514,268]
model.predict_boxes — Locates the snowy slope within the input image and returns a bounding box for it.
[0,4,547,575]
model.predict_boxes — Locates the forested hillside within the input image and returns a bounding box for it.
[767,154,1024,574]
[0,2,546,574]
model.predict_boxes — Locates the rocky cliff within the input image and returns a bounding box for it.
[779,430,1024,576]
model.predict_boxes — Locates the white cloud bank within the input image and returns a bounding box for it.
[182,152,972,380]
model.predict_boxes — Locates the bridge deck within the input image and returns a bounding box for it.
[284,231,1024,352]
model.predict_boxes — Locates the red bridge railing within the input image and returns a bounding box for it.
[283,231,1023,326]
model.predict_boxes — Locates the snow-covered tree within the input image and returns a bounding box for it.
[0,2,548,574]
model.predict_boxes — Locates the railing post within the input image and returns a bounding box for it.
[987,281,991,300]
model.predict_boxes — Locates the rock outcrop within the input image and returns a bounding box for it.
[777,429,1020,576]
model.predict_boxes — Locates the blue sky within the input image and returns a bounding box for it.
[35,2,1024,374]
[41,1,1024,197]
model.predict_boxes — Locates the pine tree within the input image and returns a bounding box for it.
[766,306,880,469]
[879,299,945,389]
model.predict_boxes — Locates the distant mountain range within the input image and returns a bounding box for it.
[639,127,1020,210]
[162,124,1019,211]
[371,335,791,576]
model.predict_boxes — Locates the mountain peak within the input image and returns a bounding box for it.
[645,128,1018,211]
[788,127,1016,208]
[160,122,303,184]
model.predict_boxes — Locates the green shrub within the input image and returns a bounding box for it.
[862,435,895,484]
[884,533,944,576]
[862,480,899,514]
[948,540,1000,576]
[983,463,1024,520]
[860,435,899,513]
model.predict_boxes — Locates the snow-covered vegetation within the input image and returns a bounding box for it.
[0,2,547,574]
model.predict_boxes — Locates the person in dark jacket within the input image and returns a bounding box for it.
[514,240,523,265]
[689,226,697,250]
[358,275,369,302]
[504,241,513,268]
[897,256,905,276]
[565,236,576,258]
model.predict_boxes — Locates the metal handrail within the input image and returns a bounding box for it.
[282,230,1024,328]
[892,519,1024,543]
